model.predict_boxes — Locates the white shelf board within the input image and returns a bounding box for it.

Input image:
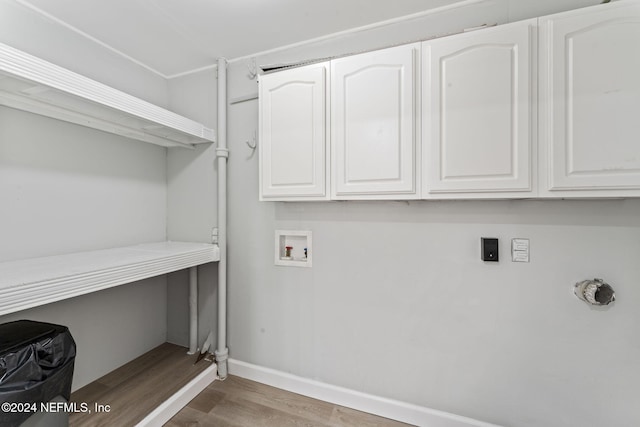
[0,241,220,316]
[0,42,215,148]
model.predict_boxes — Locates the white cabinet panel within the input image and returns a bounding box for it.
[259,63,329,200]
[539,2,640,196]
[423,20,535,197]
[331,44,419,199]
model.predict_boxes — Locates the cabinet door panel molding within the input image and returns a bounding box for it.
[259,63,329,200]
[539,1,640,197]
[332,44,419,199]
[423,20,535,198]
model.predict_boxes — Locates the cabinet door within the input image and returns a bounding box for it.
[539,2,640,196]
[259,63,329,200]
[331,44,419,199]
[423,20,535,198]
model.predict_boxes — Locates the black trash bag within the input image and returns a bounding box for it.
[0,320,76,427]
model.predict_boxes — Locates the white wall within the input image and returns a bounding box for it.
[0,108,166,260]
[0,1,172,390]
[2,1,636,422]
[0,277,167,391]
[0,0,168,106]
[225,1,640,426]
[166,69,219,347]
[0,108,168,389]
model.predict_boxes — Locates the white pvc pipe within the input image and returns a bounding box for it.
[188,266,197,354]
[215,57,229,379]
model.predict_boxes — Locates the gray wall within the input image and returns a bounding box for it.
[0,0,222,389]
[0,0,168,106]
[0,0,171,390]
[225,1,640,427]
[0,108,168,390]
[166,69,219,347]
[2,1,638,425]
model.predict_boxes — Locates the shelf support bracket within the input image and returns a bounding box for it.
[188,266,198,355]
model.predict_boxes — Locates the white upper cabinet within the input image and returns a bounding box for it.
[257,1,640,202]
[422,20,536,198]
[539,1,640,197]
[331,44,420,199]
[259,62,329,200]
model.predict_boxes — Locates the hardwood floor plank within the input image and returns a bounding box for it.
[70,343,212,427]
[67,380,110,406]
[186,387,225,413]
[210,396,334,427]
[208,376,335,424]
[330,406,410,427]
[168,375,414,427]
[70,346,413,427]
[93,342,179,389]
[166,406,242,427]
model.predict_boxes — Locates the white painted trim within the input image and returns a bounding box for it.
[13,0,170,79]
[16,0,491,78]
[229,93,258,105]
[166,63,218,80]
[228,359,504,427]
[228,0,489,64]
[0,242,220,316]
[136,363,218,426]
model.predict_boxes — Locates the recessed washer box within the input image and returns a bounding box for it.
[275,230,312,267]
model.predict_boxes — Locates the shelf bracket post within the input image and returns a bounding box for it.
[188,266,198,355]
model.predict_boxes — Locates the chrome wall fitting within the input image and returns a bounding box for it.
[574,278,615,306]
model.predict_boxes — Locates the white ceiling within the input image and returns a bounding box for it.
[17,0,464,78]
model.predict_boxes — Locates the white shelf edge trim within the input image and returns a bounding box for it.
[0,42,215,148]
[229,359,504,427]
[0,241,220,316]
[136,363,218,427]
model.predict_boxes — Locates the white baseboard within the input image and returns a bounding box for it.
[228,359,502,427]
[136,362,218,426]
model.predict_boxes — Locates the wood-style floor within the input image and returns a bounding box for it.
[166,375,413,427]
[69,342,213,427]
[69,341,412,427]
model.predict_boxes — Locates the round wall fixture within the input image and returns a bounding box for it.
[574,278,615,306]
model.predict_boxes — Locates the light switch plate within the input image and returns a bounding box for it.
[512,238,529,262]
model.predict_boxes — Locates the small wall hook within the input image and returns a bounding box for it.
[247,58,257,80]
[245,130,257,150]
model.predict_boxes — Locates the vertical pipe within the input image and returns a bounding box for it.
[188,266,197,354]
[215,57,229,379]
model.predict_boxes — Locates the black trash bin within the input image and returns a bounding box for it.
[0,320,76,427]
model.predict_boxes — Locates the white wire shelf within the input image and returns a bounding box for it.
[0,241,220,316]
[0,42,215,148]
